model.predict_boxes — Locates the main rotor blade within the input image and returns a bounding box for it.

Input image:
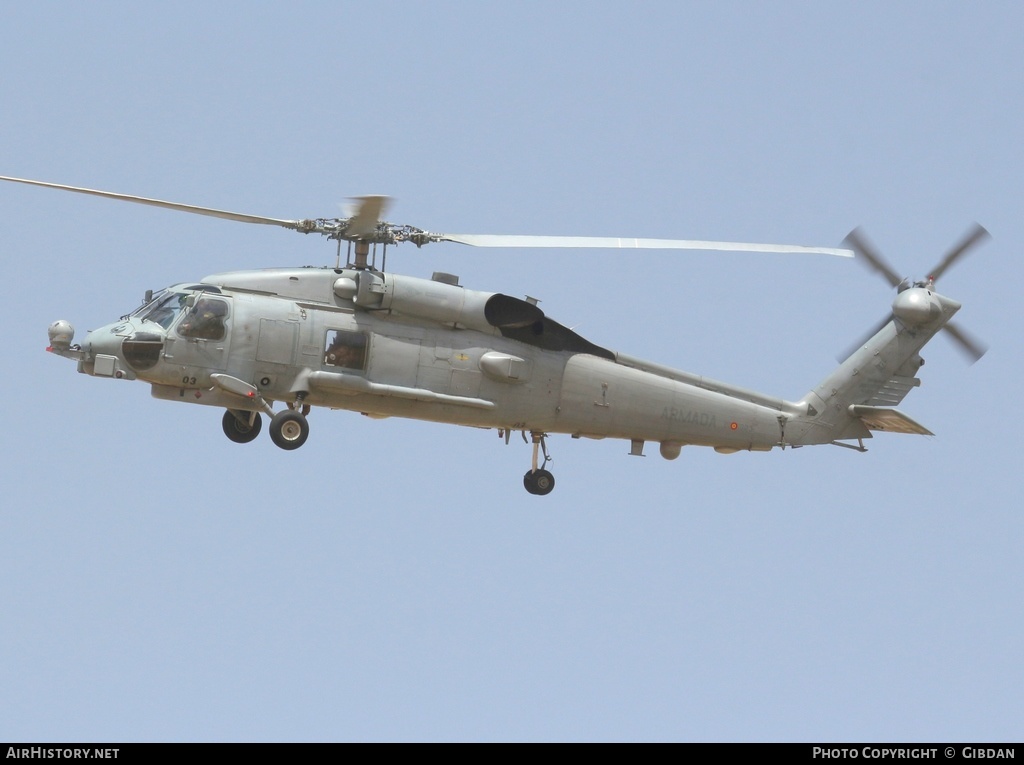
[929,223,990,282]
[0,175,306,231]
[0,174,858,255]
[439,234,853,257]
[843,227,904,288]
[347,195,390,238]
[943,321,988,363]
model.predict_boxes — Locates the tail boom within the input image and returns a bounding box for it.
[788,287,961,446]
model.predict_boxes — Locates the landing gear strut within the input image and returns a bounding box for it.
[523,431,555,495]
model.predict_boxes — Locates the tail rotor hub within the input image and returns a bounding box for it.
[892,287,942,326]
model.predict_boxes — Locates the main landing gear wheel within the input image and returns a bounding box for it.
[222,410,262,444]
[269,409,309,450]
[521,430,555,495]
[523,468,555,496]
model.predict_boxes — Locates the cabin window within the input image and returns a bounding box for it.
[177,297,229,340]
[324,330,367,370]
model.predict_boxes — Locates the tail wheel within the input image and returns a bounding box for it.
[269,409,309,450]
[523,469,555,496]
[222,410,262,444]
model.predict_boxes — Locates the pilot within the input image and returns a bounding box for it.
[179,298,228,340]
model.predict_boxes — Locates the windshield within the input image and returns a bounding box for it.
[139,291,188,329]
[129,289,165,318]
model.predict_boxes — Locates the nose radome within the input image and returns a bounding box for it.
[84,324,126,358]
[79,321,148,379]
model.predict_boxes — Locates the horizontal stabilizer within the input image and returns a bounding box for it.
[848,405,933,436]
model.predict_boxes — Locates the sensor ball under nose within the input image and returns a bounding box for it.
[48,320,75,349]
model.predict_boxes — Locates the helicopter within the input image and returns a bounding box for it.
[2,175,988,495]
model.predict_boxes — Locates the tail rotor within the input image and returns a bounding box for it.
[840,225,990,363]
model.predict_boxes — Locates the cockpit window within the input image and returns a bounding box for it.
[140,292,188,329]
[178,297,229,340]
[324,330,367,370]
[130,289,167,317]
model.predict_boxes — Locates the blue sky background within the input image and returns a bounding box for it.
[1,1,1021,742]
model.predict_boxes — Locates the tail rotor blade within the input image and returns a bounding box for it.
[943,321,988,363]
[843,227,904,288]
[928,223,990,282]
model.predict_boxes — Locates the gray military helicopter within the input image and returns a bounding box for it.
[2,175,987,494]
